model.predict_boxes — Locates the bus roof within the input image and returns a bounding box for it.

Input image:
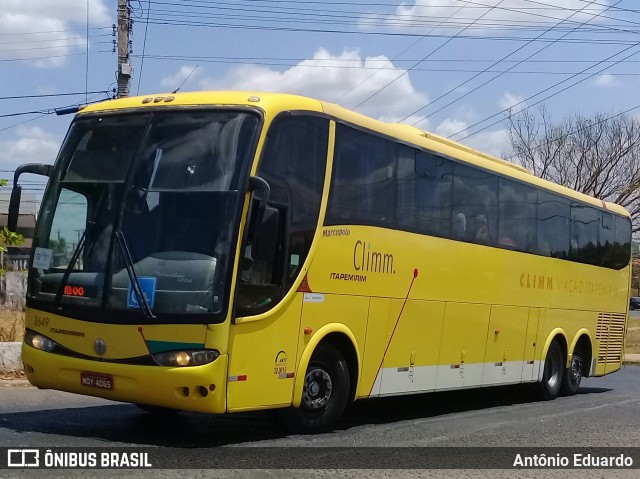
[79,91,630,218]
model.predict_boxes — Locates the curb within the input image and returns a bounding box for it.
[0,342,21,371]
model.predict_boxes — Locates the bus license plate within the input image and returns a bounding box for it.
[80,372,113,390]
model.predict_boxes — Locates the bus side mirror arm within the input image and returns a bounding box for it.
[8,163,53,232]
[244,176,271,265]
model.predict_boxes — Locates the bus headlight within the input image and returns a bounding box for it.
[152,350,219,367]
[25,330,56,352]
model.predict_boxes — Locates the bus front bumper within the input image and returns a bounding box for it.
[21,345,228,414]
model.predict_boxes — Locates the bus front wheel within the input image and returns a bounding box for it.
[279,342,350,434]
[536,340,564,400]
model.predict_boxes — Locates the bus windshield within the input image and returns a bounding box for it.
[29,109,259,322]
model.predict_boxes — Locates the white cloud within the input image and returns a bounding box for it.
[499,92,527,113]
[434,114,512,158]
[160,65,202,91]
[464,129,512,158]
[436,118,468,137]
[0,127,60,172]
[398,115,430,130]
[593,73,620,88]
[381,0,610,32]
[197,48,428,121]
[0,1,110,68]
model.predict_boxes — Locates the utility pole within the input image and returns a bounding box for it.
[116,0,132,98]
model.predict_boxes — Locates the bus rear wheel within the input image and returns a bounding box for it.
[536,340,564,400]
[560,345,583,396]
[279,343,350,434]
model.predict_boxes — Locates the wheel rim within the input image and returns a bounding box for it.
[569,353,582,385]
[302,366,333,412]
[546,348,561,389]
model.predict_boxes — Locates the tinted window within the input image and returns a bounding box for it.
[323,124,630,270]
[538,191,570,258]
[609,216,632,269]
[396,147,452,237]
[326,124,397,227]
[571,203,600,264]
[499,179,537,251]
[237,114,329,315]
[452,163,498,244]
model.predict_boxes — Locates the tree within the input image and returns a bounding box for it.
[505,107,640,232]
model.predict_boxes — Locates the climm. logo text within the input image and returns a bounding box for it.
[353,240,395,274]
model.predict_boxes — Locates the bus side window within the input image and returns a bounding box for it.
[570,203,600,265]
[537,191,570,258]
[397,147,452,238]
[452,163,498,245]
[498,178,537,251]
[327,124,397,228]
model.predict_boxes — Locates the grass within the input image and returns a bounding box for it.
[626,316,640,355]
[0,309,24,342]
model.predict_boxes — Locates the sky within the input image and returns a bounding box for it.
[1,0,639,210]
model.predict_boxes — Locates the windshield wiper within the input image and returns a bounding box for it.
[54,231,87,308]
[114,230,156,320]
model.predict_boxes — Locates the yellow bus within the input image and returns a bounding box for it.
[10,91,631,433]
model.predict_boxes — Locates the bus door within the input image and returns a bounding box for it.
[227,113,330,411]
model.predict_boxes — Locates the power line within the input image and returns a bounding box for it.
[129,52,640,65]
[0,53,87,63]
[140,16,640,45]
[0,92,112,131]
[0,115,49,134]
[402,0,616,123]
[136,0,152,95]
[146,0,640,35]
[0,33,111,46]
[334,1,470,105]
[504,102,640,161]
[0,26,112,37]
[353,0,507,110]
[86,0,90,104]
[0,40,113,55]
[130,54,640,76]
[452,44,640,141]
[0,91,110,101]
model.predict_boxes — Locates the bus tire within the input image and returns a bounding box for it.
[279,342,350,434]
[560,345,583,396]
[536,340,564,400]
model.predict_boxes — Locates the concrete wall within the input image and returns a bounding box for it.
[1,271,27,309]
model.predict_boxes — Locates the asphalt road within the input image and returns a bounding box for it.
[1,365,640,478]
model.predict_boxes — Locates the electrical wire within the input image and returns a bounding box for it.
[402,0,616,123]
[136,0,152,95]
[452,44,640,141]
[504,101,640,161]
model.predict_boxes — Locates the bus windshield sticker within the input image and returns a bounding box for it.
[32,247,53,269]
[127,277,157,309]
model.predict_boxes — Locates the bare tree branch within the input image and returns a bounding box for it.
[504,107,640,233]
